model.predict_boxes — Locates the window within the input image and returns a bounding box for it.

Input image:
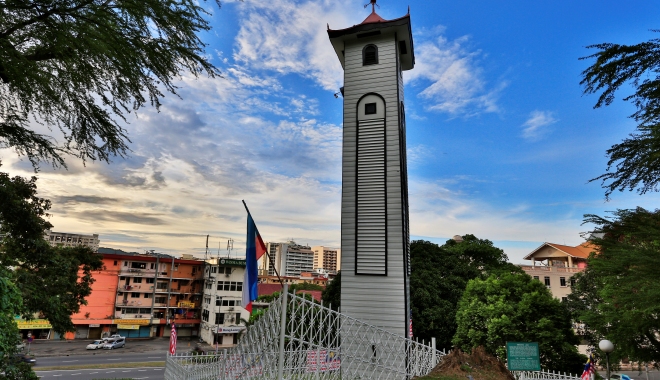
[230,282,237,292]
[150,263,155,269]
[215,313,224,325]
[363,44,378,65]
[124,261,128,267]
[131,292,140,298]
[113,260,118,266]
[131,262,146,269]
[544,277,551,287]
[560,277,567,287]
[156,282,168,289]
[236,282,243,292]
[204,297,211,305]
[365,103,377,115]
[570,277,576,287]
[216,297,221,306]
[533,276,539,280]
[202,309,210,322]
[206,282,213,290]
[146,278,155,284]
[133,277,143,284]
[144,293,152,298]
[561,297,568,303]
[174,264,179,271]
[155,297,166,304]
[211,266,217,274]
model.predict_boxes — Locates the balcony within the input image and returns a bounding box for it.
[520,265,583,274]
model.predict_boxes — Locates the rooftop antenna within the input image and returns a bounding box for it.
[204,234,209,261]
[364,0,379,13]
[227,238,234,259]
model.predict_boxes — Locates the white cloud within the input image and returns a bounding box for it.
[405,32,505,116]
[521,110,557,141]
[233,0,364,91]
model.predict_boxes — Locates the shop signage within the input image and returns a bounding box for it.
[116,325,140,330]
[214,326,246,334]
[219,259,246,267]
[89,324,101,327]
[506,342,540,371]
[113,319,150,325]
[178,301,195,308]
[16,319,52,330]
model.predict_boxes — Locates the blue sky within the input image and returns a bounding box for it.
[5,0,660,263]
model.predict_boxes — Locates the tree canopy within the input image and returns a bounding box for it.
[453,272,586,374]
[0,0,220,167]
[568,207,660,365]
[410,236,518,350]
[321,271,340,311]
[0,169,102,376]
[581,35,660,198]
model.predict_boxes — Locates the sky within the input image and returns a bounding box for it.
[4,0,660,264]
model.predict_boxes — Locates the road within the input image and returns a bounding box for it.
[34,352,167,367]
[36,367,164,380]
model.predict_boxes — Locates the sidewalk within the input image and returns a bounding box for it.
[25,337,217,358]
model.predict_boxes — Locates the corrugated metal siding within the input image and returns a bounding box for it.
[340,34,409,336]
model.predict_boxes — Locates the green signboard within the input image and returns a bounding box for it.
[506,342,541,371]
[219,258,246,267]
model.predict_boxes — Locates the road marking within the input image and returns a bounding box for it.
[62,360,78,363]
[53,376,61,378]
[122,370,130,372]
[106,370,115,373]
[147,356,161,359]
[72,373,81,376]
[139,369,147,371]
[106,358,121,360]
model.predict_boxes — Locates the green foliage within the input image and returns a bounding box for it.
[568,207,660,365]
[0,169,102,376]
[0,0,220,167]
[581,35,660,198]
[410,236,517,350]
[321,271,340,311]
[289,282,324,292]
[453,272,586,374]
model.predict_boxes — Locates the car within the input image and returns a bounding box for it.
[109,334,124,339]
[610,375,633,380]
[86,339,106,350]
[103,338,125,350]
[12,354,36,366]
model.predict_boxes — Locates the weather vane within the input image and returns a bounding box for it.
[364,0,379,13]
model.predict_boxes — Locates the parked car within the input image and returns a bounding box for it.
[86,339,106,350]
[12,354,36,366]
[103,338,125,350]
[109,334,124,339]
[611,375,632,380]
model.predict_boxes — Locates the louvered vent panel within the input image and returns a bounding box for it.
[356,118,387,275]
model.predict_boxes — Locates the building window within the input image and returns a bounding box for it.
[133,277,143,284]
[174,264,179,271]
[365,103,377,115]
[533,276,539,280]
[146,278,155,284]
[216,297,221,306]
[124,261,128,267]
[570,277,576,287]
[544,277,551,287]
[150,263,155,269]
[131,292,140,298]
[144,293,152,299]
[113,260,118,266]
[202,309,209,322]
[215,313,224,324]
[131,262,146,269]
[561,297,568,303]
[560,277,567,287]
[155,297,166,304]
[211,266,217,274]
[363,44,378,65]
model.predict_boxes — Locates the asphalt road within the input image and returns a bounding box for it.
[36,367,164,380]
[34,352,167,367]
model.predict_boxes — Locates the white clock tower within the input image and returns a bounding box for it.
[328,0,415,338]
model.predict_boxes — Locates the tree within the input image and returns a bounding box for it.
[581,35,660,198]
[453,272,586,374]
[410,236,518,350]
[568,207,660,365]
[321,271,340,311]
[0,0,220,167]
[0,169,102,376]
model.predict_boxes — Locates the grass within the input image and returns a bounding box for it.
[34,361,165,371]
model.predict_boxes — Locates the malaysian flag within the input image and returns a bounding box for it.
[409,317,413,339]
[169,323,177,355]
[581,355,595,380]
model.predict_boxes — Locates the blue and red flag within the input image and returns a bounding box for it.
[242,211,267,313]
[581,355,595,380]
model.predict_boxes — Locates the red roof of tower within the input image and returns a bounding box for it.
[361,11,386,24]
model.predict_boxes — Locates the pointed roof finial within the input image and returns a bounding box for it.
[364,0,379,13]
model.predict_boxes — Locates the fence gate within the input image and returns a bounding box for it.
[165,288,445,379]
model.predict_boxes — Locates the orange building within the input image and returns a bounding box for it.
[71,251,204,339]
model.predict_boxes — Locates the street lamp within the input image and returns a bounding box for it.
[599,339,614,380]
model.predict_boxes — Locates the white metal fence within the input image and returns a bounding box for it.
[165,287,445,379]
[513,370,581,380]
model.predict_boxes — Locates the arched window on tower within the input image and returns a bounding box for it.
[363,44,378,66]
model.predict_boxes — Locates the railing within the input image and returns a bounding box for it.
[513,370,581,380]
[520,266,583,273]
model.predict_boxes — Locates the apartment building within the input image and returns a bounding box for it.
[258,241,315,277]
[311,246,341,274]
[71,251,204,339]
[199,258,249,347]
[520,242,593,301]
[45,230,100,251]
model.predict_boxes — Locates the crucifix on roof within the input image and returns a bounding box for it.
[365,0,379,13]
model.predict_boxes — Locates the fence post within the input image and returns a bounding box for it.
[432,337,437,367]
[222,349,227,380]
[278,284,289,380]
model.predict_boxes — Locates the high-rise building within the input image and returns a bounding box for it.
[311,246,341,273]
[45,230,100,251]
[258,241,314,277]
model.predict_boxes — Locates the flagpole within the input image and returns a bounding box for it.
[241,200,285,288]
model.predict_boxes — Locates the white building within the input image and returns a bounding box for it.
[199,258,249,347]
[259,241,315,277]
[311,246,341,274]
[45,230,100,251]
